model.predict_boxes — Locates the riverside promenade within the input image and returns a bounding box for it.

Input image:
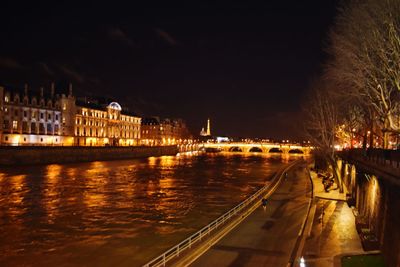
[297,170,365,267]
[174,163,370,267]
[177,162,313,267]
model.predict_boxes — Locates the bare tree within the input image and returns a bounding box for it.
[326,0,400,147]
[304,79,343,192]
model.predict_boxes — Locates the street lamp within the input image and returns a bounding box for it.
[300,257,306,267]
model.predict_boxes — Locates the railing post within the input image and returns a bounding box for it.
[163,254,166,266]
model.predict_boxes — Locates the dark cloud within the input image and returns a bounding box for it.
[106,26,134,46]
[154,28,178,46]
[0,57,24,70]
[58,65,85,83]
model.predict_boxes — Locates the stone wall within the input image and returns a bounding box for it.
[338,158,400,267]
[0,145,179,165]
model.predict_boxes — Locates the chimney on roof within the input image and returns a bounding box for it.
[68,83,73,97]
[50,82,55,98]
[40,87,44,97]
[24,83,28,96]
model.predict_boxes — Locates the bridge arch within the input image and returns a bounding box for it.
[269,147,283,153]
[229,146,243,152]
[249,147,263,153]
[288,148,304,154]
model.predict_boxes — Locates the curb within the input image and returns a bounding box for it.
[287,166,314,267]
[315,196,346,202]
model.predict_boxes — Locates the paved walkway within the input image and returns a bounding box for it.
[310,171,346,201]
[297,170,364,267]
[188,163,312,267]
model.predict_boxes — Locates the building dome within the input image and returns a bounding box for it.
[108,102,122,111]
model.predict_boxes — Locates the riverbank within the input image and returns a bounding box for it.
[0,145,178,165]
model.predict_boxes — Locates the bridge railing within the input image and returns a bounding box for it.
[142,160,301,267]
[341,149,400,170]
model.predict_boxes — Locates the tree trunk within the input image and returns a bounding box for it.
[383,131,389,149]
[328,156,343,193]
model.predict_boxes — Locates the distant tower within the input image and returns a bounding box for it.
[200,118,211,137]
[206,118,211,136]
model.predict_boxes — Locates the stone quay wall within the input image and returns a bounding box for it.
[338,154,400,267]
[0,145,179,165]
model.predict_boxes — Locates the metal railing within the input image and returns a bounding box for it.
[341,149,400,169]
[143,159,301,267]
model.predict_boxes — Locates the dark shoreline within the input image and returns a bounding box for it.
[0,145,179,165]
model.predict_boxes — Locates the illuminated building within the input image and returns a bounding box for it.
[141,117,191,146]
[1,84,141,146]
[0,84,64,145]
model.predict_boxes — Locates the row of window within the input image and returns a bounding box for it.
[80,110,107,118]
[79,109,139,123]
[75,117,139,129]
[75,127,139,138]
[2,120,60,134]
[3,135,59,143]
[3,107,60,121]
[4,95,60,109]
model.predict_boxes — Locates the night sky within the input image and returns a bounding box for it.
[0,1,338,139]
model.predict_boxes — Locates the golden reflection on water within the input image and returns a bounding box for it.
[8,174,27,219]
[159,156,175,167]
[148,156,157,167]
[0,153,296,267]
[43,164,63,220]
[83,162,108,209]
[66,167,77,180]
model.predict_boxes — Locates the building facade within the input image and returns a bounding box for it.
[74,101,141,146]
[0,85,141,146]
[141,117,191,146]
[0,85,66,146]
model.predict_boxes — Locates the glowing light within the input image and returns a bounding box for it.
[107,102,122,111]
[334,145,342,151]
[300,257,306,267]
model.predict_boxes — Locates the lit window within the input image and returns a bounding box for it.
[5,96,9,102]
[63,104,66,110]
[12,120,18,130]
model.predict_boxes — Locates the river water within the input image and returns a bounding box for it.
[0,152,299,266]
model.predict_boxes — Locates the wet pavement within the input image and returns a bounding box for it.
[298,170,364,267]
[189,163,312,267]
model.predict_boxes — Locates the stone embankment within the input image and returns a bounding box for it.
[0,145,179,165]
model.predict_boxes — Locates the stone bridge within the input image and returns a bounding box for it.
[200,142,312,154]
